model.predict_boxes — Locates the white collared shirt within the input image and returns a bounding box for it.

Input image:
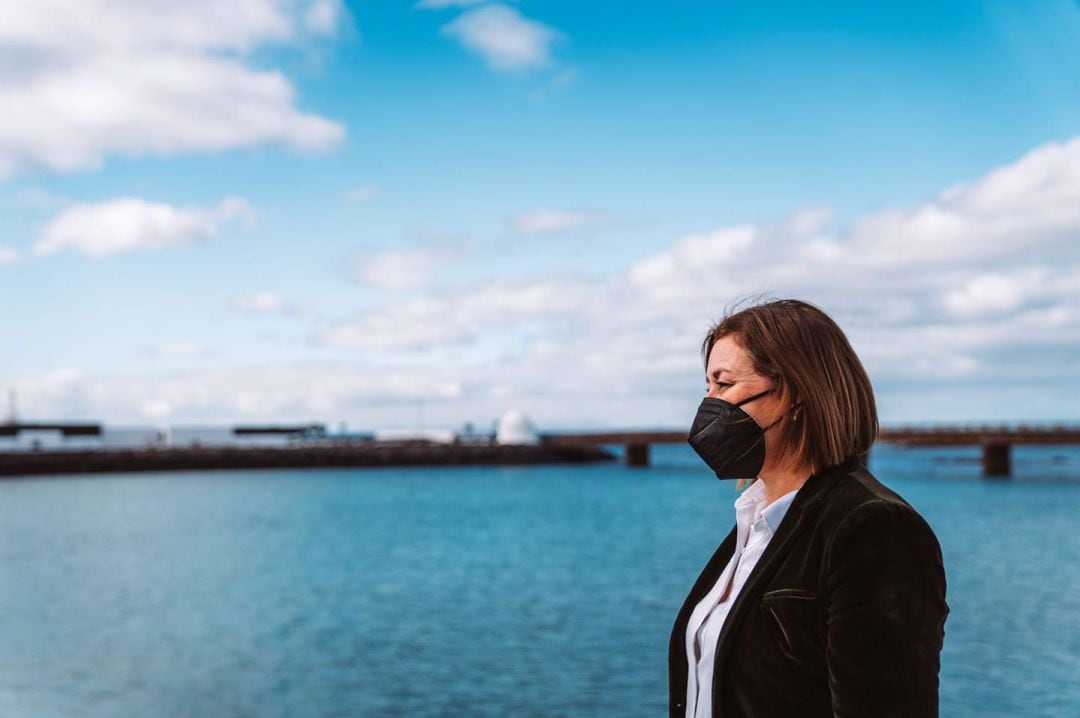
[684,481,800,718]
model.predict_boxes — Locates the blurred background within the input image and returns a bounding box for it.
[1,1,1078,717]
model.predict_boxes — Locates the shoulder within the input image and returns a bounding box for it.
[812,463,941,563]
[816,461,927,527]
[812,464,946,578]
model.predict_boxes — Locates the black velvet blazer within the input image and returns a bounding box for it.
[668,457,948,718]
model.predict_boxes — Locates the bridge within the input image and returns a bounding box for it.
[543,425,1080,478]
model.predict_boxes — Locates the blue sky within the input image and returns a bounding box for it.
[2,0,1079,430]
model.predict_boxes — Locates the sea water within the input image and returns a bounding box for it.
[0,444,1077,718]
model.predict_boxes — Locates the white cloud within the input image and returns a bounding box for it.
[620,141,1080,314]
[0,0,345,179]
[314,135,1080,425]
[611,142,1080,393]
[141,398,174,418]
[942,273,1028,318]
[303,0,345,36]
[356,248,447,291]
[150,341,207,358]
[626,225,757,304]
[34,196,252,258]
[233,291,294,313]
[512,208,607,234]
[11,362,465,424]
[324,278,594,350]
[442,5,561,72]
[837,138,1080,268]
[0,246,18,265]
[343,183,379,203]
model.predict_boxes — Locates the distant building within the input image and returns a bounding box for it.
[0,422,325,451]
[170,424,324,447]
[372,428,457,445]
[0,422,103,451]
[495,409,540,445]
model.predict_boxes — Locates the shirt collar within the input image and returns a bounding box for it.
[761,487,800,533]
[733,478,767,512]
[733,480,800,533]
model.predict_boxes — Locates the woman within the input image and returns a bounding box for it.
[669,299,948,718]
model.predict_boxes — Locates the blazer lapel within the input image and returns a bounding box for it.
[709,459,855,692]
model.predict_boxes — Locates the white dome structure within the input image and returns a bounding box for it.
[495,409,539,445]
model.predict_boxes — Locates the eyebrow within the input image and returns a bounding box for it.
[707,368,734,380]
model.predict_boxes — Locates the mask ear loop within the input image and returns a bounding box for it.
[762,415,785,432]
[732,388,773,426]
[734,389,772,408]
[745,391,798,434]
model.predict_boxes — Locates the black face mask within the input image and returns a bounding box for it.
[687,389,772,481]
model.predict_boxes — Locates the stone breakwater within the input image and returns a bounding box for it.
[0,442,616,478]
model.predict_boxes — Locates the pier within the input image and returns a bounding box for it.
[544,425,1080,477]
[0,441,614,478]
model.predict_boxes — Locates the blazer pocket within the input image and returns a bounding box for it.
[761,589,824,668]
[761,588,818,602]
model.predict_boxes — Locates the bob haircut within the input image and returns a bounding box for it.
[702,299,878,474]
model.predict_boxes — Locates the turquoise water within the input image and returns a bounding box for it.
[0,444,1078,717]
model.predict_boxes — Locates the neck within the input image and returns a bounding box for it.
[757,463,814,504]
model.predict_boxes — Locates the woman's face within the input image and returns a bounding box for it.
[705,335,791,477]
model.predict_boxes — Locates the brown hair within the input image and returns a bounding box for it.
[702,299,878,474]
